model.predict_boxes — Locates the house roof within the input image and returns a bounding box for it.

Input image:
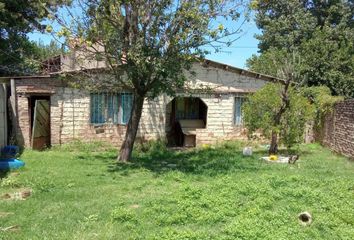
[0,75,51,80]
[0,58,283,83]
[200,59,284,83]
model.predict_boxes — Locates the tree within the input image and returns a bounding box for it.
[244,51,313,154]
[49,0,247,161]
[243,83,314,154]
[34,40,64,61]
[0,0,69,75]
[301,85,343,140]
[19,40,66,74]
[246,48,288,79]
[247,0,354,98]
[243,70,341,155]
[299,27,354,97]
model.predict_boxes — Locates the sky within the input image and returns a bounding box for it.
[28,12,261,69]
[204,20,261,69]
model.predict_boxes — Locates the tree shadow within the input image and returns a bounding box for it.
[0,170,9,179]
[103,141,314,176]
[106,146,271,176]
[76,153,116,162]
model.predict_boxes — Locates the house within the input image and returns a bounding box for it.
[0,55,280,150]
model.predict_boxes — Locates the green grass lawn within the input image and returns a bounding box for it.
[0,141,353,240]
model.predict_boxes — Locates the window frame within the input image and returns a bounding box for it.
[233,95,246,126]
[175,97,201,120]
[90,92,133,126]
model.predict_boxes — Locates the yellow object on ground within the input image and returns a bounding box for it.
[202,144,210,149]
[269,155,278,161]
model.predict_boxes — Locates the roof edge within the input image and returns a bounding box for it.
[201,59,284,83]
[0,75,51,80]
[0,58,283,83]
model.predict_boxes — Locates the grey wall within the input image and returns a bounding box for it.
[0,84,7,147]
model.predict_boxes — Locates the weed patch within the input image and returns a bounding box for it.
[0,142,353,239]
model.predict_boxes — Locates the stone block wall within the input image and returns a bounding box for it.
[16,86,250,148]
[16,95,31,147]
[189,64,267,90]
[319,99,354,159]
[195,93,248,145]
[50,90,247,147]
[13,75,166,147]
[15,77,63,147]
[52,88,167,146]
[13,63,270,148]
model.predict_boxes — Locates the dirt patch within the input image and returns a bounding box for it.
[1,188,32,201]
[0,225,20,232]
[130,204,140,209]
[0,212,14,218]
[9,172,20,177]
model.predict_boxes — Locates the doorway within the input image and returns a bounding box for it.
[166,97,207,146]
[29,96,50,150]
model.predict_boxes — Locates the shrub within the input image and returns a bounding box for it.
[111,207,137,223]
[243,83,314,152]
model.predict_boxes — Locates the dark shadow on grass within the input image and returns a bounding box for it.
[75,152,117,163]
[106,147,270,176]
[104,142,312,176]
[69,141,307,176]
[0,170,9,179]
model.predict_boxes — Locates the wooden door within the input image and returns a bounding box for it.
[31,100,50,150]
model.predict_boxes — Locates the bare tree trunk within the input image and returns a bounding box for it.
[268,78,291,155]
[118,93,145,162]
[269,131,278,155]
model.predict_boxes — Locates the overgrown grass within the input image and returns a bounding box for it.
[0,141,353,239]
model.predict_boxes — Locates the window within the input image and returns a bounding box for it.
[90,93,133,125]
[234,97,245,125]
[121,93,133,124]
[175,98,200,120]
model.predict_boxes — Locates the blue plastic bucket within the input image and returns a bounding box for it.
[0,159,25,170]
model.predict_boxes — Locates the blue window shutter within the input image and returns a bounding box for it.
[234,97,243,125]
[91,93,133,125]
[107,93,115,123]
[98,94,105,123]
[90,93,105,124]
[91,94,101,124]
[121,93,133,124]
[113,94,119,124]
[90,94,96,123]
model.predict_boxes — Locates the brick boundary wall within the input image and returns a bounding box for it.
[318,99,354,159]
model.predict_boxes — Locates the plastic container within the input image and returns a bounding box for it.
[0,159,25,170]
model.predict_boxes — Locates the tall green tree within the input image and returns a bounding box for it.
[247,0,354,98]
[51,0,247,161]
[0,0,69,75]
[34,40,64,61]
